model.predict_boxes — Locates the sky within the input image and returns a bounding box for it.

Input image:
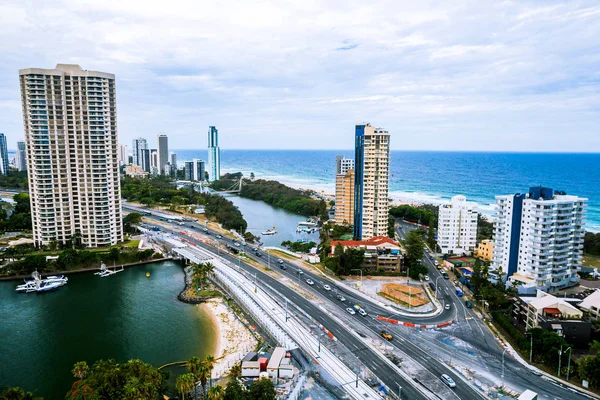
[1,0,599,151]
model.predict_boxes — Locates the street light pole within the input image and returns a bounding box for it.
[396,383,402,399]
[526,332,533,363]
[558,345,563,378]
[501,348,506,389]
[565,347,572,381]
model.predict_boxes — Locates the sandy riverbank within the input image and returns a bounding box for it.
[202,298,258,379]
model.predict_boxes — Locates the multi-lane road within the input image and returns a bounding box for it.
[396,221,595,400]
[128,203,594,400]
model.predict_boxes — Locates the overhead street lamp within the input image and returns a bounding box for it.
[525,332,533,363]
[350,268,363,286]
[501,348,506,389]
[396,383,402,399]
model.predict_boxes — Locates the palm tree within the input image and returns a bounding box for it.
[176,373,196,400]
[204,355,216,389]
[228,363,241,378]
[191,263,204,290]
[187,356,203,399]
[71,361,89,380]
[207,385,225,400]
[198,365,210,399]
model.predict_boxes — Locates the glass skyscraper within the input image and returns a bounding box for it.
[207,126,220,182]
[0,133,8,175]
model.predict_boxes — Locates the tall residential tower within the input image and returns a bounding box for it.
[132,137,148,167]
[207,126,220,182]
[353,124,390,240]
[157,133,168,175]
[334,155,355,226]
[0,133,9,175]
[492,187,586,293]
[437,195,478,255]
[16,140,27,172]
[19,64,123,247]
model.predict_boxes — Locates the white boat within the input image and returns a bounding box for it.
[261,229,277,235]
[298,219,318,227]
[43,275,68,286]
[296,226,302,233]
[94,263,124,277]
[16,281,37,293]
[36,280,62,293]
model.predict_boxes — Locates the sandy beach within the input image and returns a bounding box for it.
[202,298,258,380]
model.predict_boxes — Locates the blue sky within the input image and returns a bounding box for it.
[1,0,599,151]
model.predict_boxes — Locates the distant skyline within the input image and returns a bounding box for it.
[1,1,599,151]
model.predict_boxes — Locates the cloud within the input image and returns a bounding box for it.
[0,0,598,152]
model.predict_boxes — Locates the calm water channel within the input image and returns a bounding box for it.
[223,194,320,247]
[0,261,217,399]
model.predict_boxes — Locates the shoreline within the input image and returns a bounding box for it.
[201,298,258,379]
[0,257,171,282]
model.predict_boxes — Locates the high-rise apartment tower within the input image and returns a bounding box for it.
[492,187,586,293]
[437,195,478,255]
[353,124,390,240]
[157,133,168,175]
[19,64,123,247]
[16,140,27,172]
[334,156,355,226]
[0,133,9,175]
[207,126,220,182]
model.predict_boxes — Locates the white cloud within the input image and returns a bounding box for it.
[0,0,598,151]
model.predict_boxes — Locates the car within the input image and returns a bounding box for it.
[277,259,284,264]
[442,273,449,279]
[445,303,451,310]
[440,374,456,388]
[323,284,331,291]
[279,264,287,270]
[424,248,429,253]
[429,282,436,291]
[235,242,241,247]
[346,307,356,315]
[358,308,367,316]
[178,222,185,226]
[336,294,346,302]
[429,254,434,260]
[434,260,439,266]
[190,225,196,228]
[255,252,262,258]
[306,279,314,285]
[216,234,222,239]
[465,300,473,308]
[381,330,393,341]
[424,275,430,281]
[297,270,304,275]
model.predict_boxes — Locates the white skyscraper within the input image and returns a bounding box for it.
[19,64,123,247]
[192,158,205,181]
[353,124,390,240]
[437,195,478,255]
[492,187,586,294]
[207,126,220,182]
[16,140,27,172]
[157,133,168,175]
[132,137,148,167]
[118,144,128,166]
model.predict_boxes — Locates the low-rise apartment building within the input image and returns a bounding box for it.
[512,291,590,347]
[476,239,494,262]
[330,236,404,274]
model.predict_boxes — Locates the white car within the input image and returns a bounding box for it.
[297,270,304,275]
[337,294,346,302]
[424,275,430,281]
[445,303,451,310]
[278,259,284,264]
[440,374,456,388]
[306,279,314,285]
[323,284,331,291]
[358,308,367,316]
[346,307,356,315]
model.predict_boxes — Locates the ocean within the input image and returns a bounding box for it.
[175,150,600,232]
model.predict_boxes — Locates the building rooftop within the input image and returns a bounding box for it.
[579,290,600,311]
[331,236,399,248]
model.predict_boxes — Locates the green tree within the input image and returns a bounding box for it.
[427,216,436,250]
[204,355,216,389]
[247,377,276,400]
[176,373,196,400]
[0,386,42,400]
[207,385,225,400]
[71,361,89,380]
[228,363,241,378]
[224,379,245,400]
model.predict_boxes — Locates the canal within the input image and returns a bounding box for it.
[223,194,320,247]
[0,261,217,398]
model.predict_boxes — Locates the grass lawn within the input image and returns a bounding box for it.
[582,253,600,268]
[123,239,140,249]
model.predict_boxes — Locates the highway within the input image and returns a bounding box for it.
[395,221,594,400]
[129,205,488,399]
[128,203,595,399]
[127,206,428,399]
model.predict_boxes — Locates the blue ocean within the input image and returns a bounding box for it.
[176,150,600,231]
